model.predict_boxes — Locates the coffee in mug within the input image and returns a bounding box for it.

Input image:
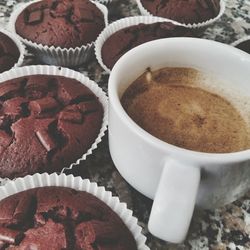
[121,67,250,153]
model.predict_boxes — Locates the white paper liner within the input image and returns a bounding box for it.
[135,0,226,28]
[0,65,108,185]
[95,15,187,73]
[231,35,250,48]
[0,28,26,69]
[0,173,149,250]
[8,0,108,67]
[95,0,112,4]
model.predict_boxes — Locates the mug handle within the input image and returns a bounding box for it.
[148,158,200,243]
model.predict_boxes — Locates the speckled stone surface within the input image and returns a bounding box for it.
[0,0,250,249]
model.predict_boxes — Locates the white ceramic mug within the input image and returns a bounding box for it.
[108,38,250,243]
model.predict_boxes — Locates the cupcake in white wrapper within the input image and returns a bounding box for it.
[135,0,225,28]
[0,173,149,250]
[231,36,250,54]
[95,15,194,73]
[8,0,108,67]
[0,65,108,184]
[0,28,26,71]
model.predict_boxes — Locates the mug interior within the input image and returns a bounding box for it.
[108,37,250,162]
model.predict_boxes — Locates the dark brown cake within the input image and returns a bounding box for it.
[0,75,103,179]
[15,0,105,48]
[140,0,220,24]
[235,39,250,54]
[0,32,20,73]
[101,22,194,70]
[0,187,137,249]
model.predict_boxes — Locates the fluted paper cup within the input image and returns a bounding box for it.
[135,0,225,28]
[0,65,108,184]
[95,0,112,4]
[8,0,108,67]
[0,173,149,250]
[0,28,26,69]
[95,15,189,73]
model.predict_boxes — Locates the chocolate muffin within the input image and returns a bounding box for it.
[0,187,137,249]
[0,75,103,178]
[101,22,194,70]
[140,0,221,24]
[0,32,20,73]
[235,39,250,54]
[15,0,105,48]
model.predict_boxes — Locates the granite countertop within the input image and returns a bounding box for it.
[0,0,250,249]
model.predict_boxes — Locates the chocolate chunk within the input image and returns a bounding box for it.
[0,115,10,129]
[13,194,33,223]
[36,129,57,152]
[27,9,43,24]
[34,214,46,226]
[59,110,83,124]
[12,219,67,249]
[76,221,120,243]
[29,97,59,116]
[0,227,23,244]
[70,6,94,23]
[3,97,28,120]
[26,89,44,100]
[57,81,93,105]
[64,104,79,112]
[77,101,100,114]
[0,131,12,148]
[0,199,19,225]
[51,0,73,17]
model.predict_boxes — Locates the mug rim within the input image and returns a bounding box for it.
[108,37,250,164]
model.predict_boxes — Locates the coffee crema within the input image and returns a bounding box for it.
[121,67,250,153]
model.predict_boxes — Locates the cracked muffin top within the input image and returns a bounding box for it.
[0,32,20,73]
[0,187,137,250]
[15,0,105,48]
[101,22,194,70]
[140,0,220,24]
[0,75,103,179]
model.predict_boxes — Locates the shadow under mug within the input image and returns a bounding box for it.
[108,38,250,243]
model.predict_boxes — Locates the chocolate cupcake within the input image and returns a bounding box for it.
[0,66,108,180]
[9,0,108,66]
[139,0,221,24]
[0,187,137,249]
[95,16,195,72]
[0,29,25,73]
[15,0,105,48]
[135,0,225,28]
[0,173,149,249]
[232,36,250,54]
